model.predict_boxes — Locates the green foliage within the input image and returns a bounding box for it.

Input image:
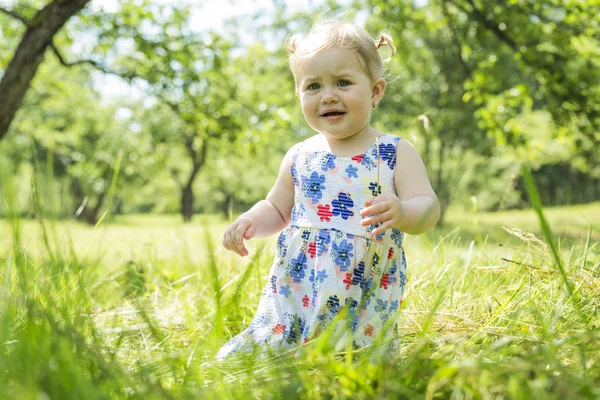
[3,58,163,222]
[0,202,598,398]
[2,0,598,219]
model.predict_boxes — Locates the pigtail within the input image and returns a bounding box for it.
[284,33,299,55]
[375,33,396,62]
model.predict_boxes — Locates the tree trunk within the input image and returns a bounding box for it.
[179,138,208,223]
[0,0,91,140]
[181,185,194,223]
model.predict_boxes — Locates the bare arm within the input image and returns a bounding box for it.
[392,139,440,234]
[222,145,296,256]
[360,139,440,235]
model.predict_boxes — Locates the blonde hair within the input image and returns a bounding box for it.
[285,20,396,88]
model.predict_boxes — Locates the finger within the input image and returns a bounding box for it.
[230,231,245,256]
[226,232,241,256]
[235,224,250,256]
[223,229,233,251]
[361,209,394,226]
[244,225,256,240]
[373,219,394,236]
[223,236,230,251]
[360,200,390,218]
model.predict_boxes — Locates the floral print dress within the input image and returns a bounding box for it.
[216,133,407,360]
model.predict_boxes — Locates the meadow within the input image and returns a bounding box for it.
[0,203,598,399]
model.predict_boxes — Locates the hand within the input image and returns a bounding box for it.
[222,216,256,257]
[359,193,404,236]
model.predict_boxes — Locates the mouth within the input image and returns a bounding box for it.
[320,110,346,117]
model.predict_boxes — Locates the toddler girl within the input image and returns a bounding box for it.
[218,20,439,360]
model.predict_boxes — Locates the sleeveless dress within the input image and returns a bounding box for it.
[216,133,407,360]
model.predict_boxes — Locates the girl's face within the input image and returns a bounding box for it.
[296,46,385,142]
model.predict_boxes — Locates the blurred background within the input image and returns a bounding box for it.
[1,0,599,225]
[1,2,599,398]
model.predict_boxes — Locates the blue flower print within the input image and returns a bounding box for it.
[326,295,340,314]
[277,233,286,247]
[270,275,277,292]
[301,229,311,241]
[301,172,326,204]
[316,230,331,254]
[391,229,404,246]
[317,270,328,282]
[345,164,358,179]
[388,261,398,285]
[389,300,399,314]
[291,163,299,186]
[288,252,308,283]
[366,223,385,241]
[332,193,354,220]
[291,204,306,222]
[332,239,354,271]
[344,297,359,331]
[378,143,397,169]
[375,299,388,313]
[361,153,377,170]
[321,153,337,172]
[310,269,328,285]
[399,270,407,288]
[345,297,359,313]
[352,261,365,285]
[368,182,382,197]
[279,285,291,298]
[277,232,288,258]
[286,314,306,344]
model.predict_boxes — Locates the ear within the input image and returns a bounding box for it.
[371,77,386,106]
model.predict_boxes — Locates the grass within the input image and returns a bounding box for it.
[0,200,599,398]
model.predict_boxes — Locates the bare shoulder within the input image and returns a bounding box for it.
[393,136,436,199]
[395,136,417,152]
[395,137,424,167]
[280,140,303,164]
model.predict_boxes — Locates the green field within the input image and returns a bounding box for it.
[0,203,598,399]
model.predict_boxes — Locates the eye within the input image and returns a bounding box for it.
[338,80,351,87]
[307,83,320,90]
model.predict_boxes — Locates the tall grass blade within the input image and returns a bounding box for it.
[521,166,573,296]
[95,149,124,228]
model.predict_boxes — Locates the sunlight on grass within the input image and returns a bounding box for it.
[0,203,598,397]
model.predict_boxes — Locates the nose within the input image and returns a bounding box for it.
[320,87,338,104]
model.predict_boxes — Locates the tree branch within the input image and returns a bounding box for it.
[463,0,519,49]
[49,42,186,116]
[439,0,473,79]
[49,42,137,80]
[0,0,92,140]
[0,6,30,26]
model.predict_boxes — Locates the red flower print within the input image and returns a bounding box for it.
[343,272,352,290]
[388,247,394,259]
[272,323,286,334]
[302,294,310,307]
[308,242,317,258]
[364,324,374,337]
[351,155,364,163]
[380,273,390,289]
[317,204,333,222]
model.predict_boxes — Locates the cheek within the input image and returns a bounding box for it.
[300,97,315,112]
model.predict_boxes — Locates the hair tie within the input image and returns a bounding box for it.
[376,36,386,49]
